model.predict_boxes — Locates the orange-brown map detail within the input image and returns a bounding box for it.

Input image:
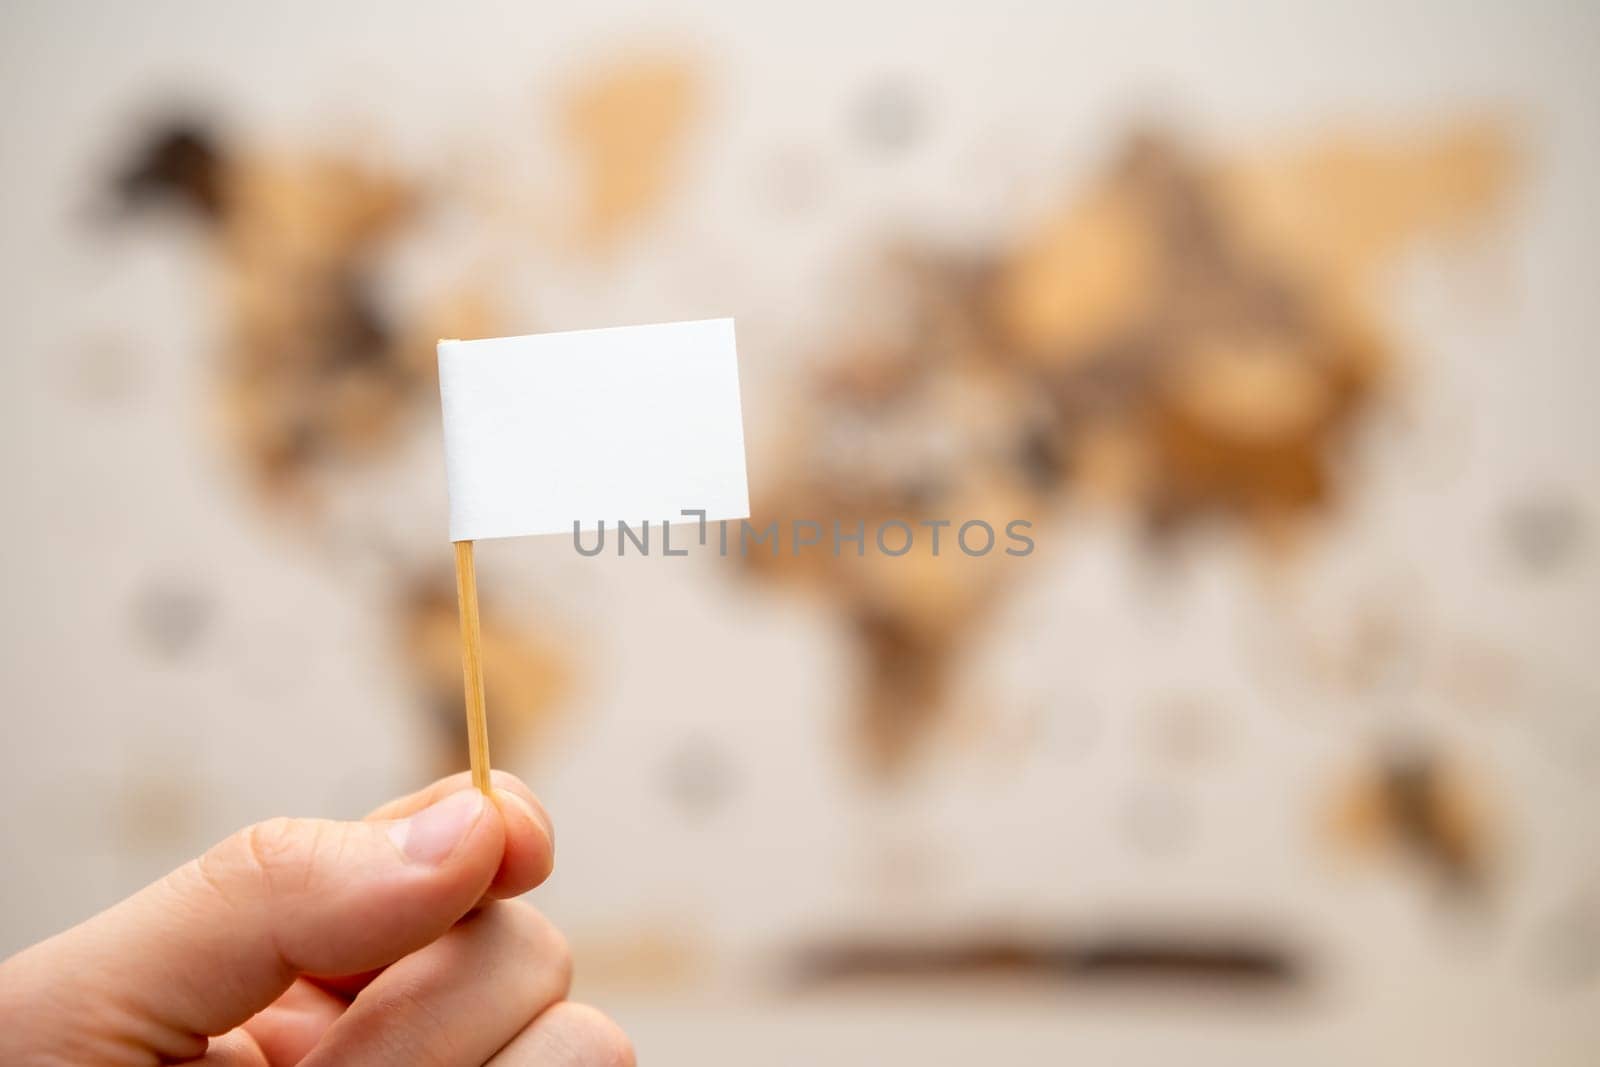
[753,120,1516,775]
[559,54,703,253]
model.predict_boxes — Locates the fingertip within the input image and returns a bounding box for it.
[387,789,487,866]
[486,787,556,897]
[487,770,547,823]
[369,771,543,823]
[365,774,549,899]
[384,788,506,905]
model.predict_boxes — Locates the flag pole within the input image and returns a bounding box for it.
[453,539,492,793]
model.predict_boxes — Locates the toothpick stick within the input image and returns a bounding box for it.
[453,539,492,794]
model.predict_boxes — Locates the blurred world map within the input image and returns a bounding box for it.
[2,3,1597,1064]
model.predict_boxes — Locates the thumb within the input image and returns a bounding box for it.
[1,787,503,1063]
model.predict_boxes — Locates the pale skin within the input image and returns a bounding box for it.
[0,771,634,1066]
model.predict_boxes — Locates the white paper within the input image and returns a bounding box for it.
[437,319,749,542]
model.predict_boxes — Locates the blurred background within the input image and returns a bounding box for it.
[2,1,1597,1062]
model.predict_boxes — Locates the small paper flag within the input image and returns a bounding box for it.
[437,318,750,542]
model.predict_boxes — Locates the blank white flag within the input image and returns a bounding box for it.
[437,319,750,542]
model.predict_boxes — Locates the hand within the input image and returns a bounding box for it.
[0,771,633,1066]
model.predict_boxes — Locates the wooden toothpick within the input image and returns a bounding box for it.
[453,539,492,793]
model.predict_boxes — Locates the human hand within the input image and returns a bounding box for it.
[0,771,633,1066]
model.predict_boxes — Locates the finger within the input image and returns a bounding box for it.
[488,1002,635,1067]
[369,771,554,899]
[182,1028,270,1066]
[240,980,346,1066]
[10,788,504,1063]
[481,787,556,898]
[367,770,545,825]
[298,900,571,1066]
[302,775,552,1003]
